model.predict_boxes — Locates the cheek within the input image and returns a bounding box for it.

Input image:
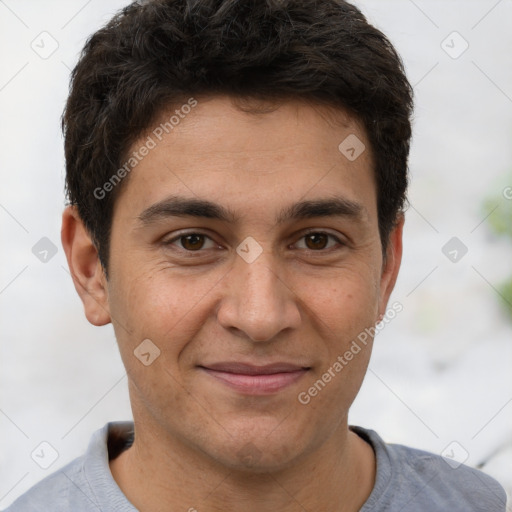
[301,266,381,341]
[108,261,223,358]
[294,273,377,423]
[292,266,379,402]
[107,264,206,415]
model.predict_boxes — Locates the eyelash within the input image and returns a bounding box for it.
[163,230,345,254]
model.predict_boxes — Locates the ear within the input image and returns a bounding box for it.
[61,205,111,326]
[377,213,404,319]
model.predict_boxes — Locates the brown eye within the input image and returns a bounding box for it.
[305,233,329,250]
[180,234,206,251]
[294,232,343,251]
[164,231,219,254]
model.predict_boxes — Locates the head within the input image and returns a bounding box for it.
[62,0,412,472]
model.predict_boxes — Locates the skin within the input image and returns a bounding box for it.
[62,95,403,512]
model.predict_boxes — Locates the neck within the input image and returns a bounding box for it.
[110,419,376,512]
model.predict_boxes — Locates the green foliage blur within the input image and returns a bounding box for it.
[483,183,512,321]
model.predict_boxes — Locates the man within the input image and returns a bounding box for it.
[6,0,507,510]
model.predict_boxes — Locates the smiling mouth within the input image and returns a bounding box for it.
[198,362,311,395]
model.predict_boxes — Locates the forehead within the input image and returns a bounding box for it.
[113,95,376,222]
[149,95,367,159]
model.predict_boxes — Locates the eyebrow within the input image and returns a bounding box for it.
[137,194,365,226]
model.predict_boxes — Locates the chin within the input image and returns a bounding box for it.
[225,444,301,474]
[203,423,308,474]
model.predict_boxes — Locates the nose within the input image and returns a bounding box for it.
[216,251,302,343]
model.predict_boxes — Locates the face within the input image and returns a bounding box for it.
[72,96,402,472]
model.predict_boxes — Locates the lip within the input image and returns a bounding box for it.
[198,362,310,395]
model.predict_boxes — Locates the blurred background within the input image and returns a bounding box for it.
[1,0,511,508]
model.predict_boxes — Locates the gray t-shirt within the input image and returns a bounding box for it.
[4,422,507,511]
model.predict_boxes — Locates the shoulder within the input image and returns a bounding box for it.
[3,455,94,512]
[352,426,508,512]
[3,422,135,512]
[389,442,506,510]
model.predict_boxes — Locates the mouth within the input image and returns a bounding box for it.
[198,362,311,395]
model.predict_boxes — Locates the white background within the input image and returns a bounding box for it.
[1,0,511,508]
